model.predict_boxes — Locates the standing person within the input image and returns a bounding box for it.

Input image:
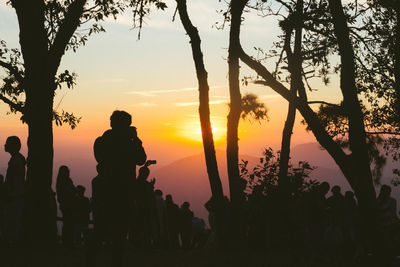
[89,110,146,267]
[133,165,156,248]
[74,185,90,246]
[377,185,399,227]
[3,136,26,246]
[165,194,180,248]
[56,165,76,247]
[376,185,400,260]
[154,189,167,247]
[180,201,194,249]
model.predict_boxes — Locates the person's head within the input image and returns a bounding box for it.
[331,185,341,196]
[205,198,213,212]
[110,110,132,130]
[166,194,173,203]
[379,185,392,199]
[76,185,85,197]
[138,166,150,181]
[5,136,21,154]
[319,182,330,196]
[57,165,70,178]
[182,201,190,209]
[155,189,163,196]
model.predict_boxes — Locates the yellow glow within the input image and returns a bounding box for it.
[178,120,226,143]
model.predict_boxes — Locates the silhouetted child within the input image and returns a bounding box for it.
[74,185,90,246]
[132,166,156,248]
[3,136,25,246]
[180,201,194,249]
[56,165,76,247]
[91,164,110,244]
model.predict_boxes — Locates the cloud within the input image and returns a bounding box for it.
[175,99,228,107]
[127,86,221,97]
[131,102,159,107]
[186,114,225,119]
[98,78,128,83]
[127,87,197,96]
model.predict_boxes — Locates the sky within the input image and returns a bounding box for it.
[0,0,343,185]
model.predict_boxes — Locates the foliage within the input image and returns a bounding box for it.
[0,40,80,128]
[240,147,319,198]
[0,0,167,128]
[240,93,269,123]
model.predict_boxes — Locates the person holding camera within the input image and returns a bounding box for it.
[89,110,146,267]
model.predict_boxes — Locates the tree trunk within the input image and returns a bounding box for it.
[227,0,247,205]
[238,0,380,255]
[175,0,226,246]
[226,0,248,246]
[328,0,380,254]
[279,0,304,182]
[12,0,86,243]
[12,0,58,243]
[24,78,57,243]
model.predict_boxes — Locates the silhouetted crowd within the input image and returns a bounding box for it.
[240,180,400,265]
[53,164,205,250]
[1,110,400,267]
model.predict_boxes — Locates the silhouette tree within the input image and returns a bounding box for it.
[175,0,225,245]
[278,0,305,184]
[1,0,166,242]
[235,0,385,250]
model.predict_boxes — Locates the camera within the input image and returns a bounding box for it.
[145,160,157,166]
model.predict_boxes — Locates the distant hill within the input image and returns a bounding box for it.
[151,144,347,223]
[152,143,400,223]
[152,150,258,222]
[1,142,398,224]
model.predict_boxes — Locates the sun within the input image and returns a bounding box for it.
[178,120,226,143]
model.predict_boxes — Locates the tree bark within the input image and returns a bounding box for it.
[175,0,226,245]
[328,0,379,253]
[226,0,248,246]
[227,0,247,206]
[279,0,304,182]
[12,0,86,242]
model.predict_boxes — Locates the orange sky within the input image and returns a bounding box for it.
[0,0,343,176]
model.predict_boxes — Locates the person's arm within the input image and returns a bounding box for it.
[129,127,147,166]
[134,139,147,166]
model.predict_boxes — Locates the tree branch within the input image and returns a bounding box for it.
[239,45,351,177]
[48,0,87,72]
[0,94,24,113]
[308,101,340,107]
[0,59,24,82]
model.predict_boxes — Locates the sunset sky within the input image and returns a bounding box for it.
[0,0,343,183]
